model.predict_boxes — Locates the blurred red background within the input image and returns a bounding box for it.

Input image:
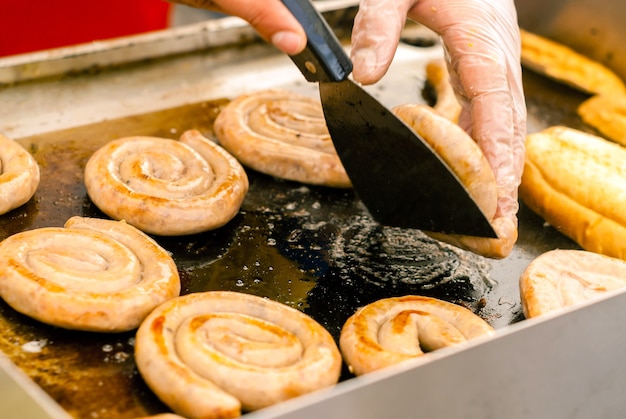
[0,0,172,57]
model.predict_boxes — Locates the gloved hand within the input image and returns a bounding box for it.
[351,0,526,258]
[169,0,307,54]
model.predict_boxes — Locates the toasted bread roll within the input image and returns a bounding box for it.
[0,134,40,215]
[214,89,350,188]
[520,249,626,318]
[339,295,494,376]
[520,126,626,260]
[577,94,626,147]
[520,29,626,96]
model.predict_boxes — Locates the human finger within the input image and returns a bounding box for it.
[169,0,307,54]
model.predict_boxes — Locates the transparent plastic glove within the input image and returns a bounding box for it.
[168,0,306,54]
[352,0,526,258]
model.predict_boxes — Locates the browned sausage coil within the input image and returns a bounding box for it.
[0,216,180,332]
[84,129,248,236]
[135,291,342,419]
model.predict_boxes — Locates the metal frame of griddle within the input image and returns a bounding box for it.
[1,1,626,418]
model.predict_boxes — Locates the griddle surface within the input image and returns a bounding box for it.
[0,69,584,417]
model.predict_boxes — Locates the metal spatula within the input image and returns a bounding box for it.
[281,0,497,238]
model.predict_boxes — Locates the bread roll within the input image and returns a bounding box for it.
[520,29,626,95]
[214,89,350,188]
[520,126,626,260]
[577,94,626,147]
[136,414,186,419]
[0,134,40,215]
[520,249,626,318]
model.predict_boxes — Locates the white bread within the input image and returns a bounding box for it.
[520,249,626,318]
[520,29,626,95]
[577,94,626,147]
[520,126,626,260]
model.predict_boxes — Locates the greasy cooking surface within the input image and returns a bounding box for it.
[0,68,585,417]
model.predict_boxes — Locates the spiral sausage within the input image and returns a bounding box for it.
[340,295,494,376]
[135,291,342,419]
[0,216,180,332]
[392,104,518,259]
[84,130,248,236]
[0,134,40,215]
[213,89,351,188]
[425,58,462,123]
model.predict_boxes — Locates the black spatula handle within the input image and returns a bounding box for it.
[281,0,352,82]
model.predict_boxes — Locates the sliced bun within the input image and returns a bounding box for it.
[520,29,626,95]
[520,126,626,260]
[520,249,626,318]
[577,94,626,147]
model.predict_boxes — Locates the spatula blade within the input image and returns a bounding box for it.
[320,79,498,238]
